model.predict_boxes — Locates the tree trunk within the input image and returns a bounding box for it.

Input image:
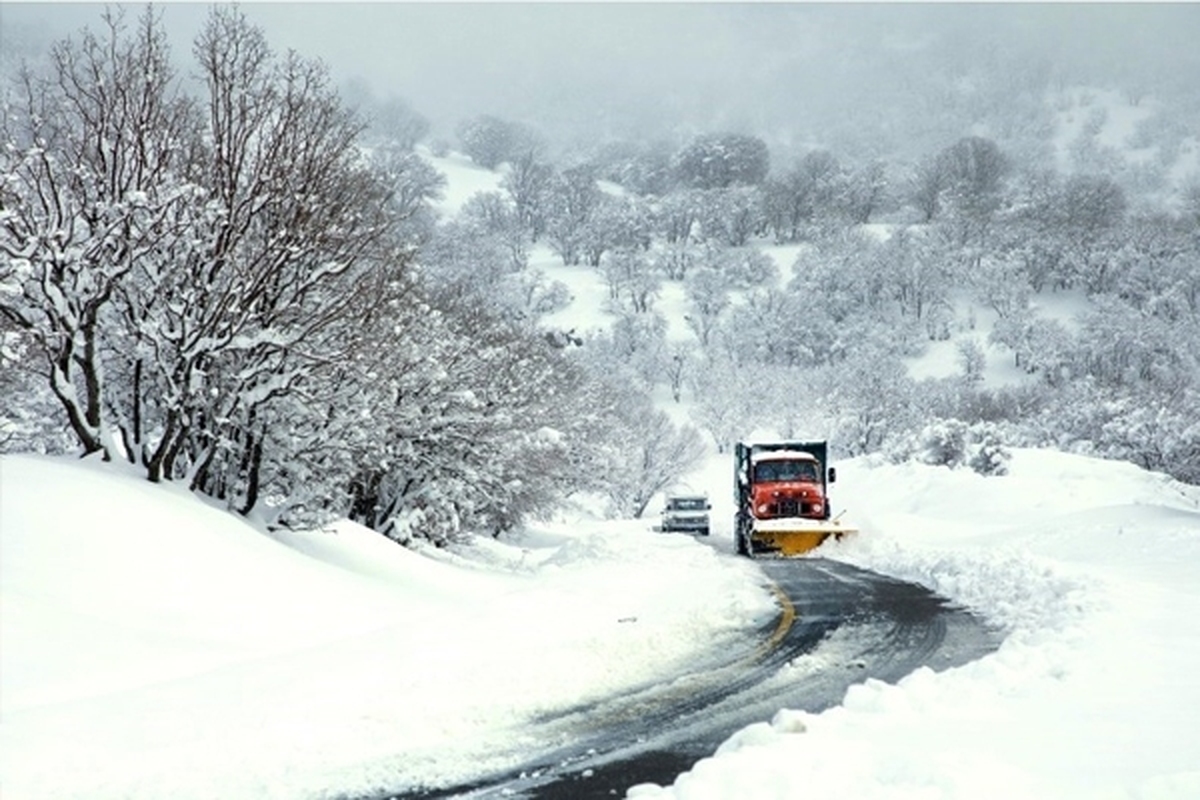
[238,436,264,517]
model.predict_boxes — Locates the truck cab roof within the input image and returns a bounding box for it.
[750,450,819,463]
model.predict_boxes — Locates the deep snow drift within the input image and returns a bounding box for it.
[4,446,1200,799]
[0,453,773,799]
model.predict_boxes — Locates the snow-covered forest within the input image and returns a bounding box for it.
[3,4,1199,547]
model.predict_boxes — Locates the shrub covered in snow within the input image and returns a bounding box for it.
[886,419,1012,476]
[968,424,1012,476]
[919,419,970,468]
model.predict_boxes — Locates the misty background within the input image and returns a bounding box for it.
[4,2,1199,165]
[3,1,1200,538]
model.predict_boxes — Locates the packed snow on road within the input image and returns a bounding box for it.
[3,446,1199,800]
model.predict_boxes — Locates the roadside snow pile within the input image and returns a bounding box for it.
[0,454,775,800]
[6,447,1200,800]
[632,448,1200,800]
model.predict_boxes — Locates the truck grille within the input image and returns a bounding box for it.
[770,499,817,518]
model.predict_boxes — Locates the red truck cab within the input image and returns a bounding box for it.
[749,450,827,521]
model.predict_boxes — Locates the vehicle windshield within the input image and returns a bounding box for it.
[755,459,819,482]
[668,497,707,511]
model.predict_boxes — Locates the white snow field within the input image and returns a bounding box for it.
[4,445,1200,799]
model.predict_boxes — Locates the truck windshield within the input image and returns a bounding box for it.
[755,460,818,482]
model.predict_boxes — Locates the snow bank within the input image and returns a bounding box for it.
[0,454,774,800]
[632,448,1200,799]
[5,447,1200,800]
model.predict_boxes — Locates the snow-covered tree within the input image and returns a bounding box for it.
[0,318,70,454]
[369,146,446,239]
[824,349,919,456]
[795,227,888,321]
[909,155,948,223]
[458,191,528,272]
[1074,296,1196,395]
[502,149,554,240]
[673,132,770,190]
[908,136,1010,232]
[588,139,675,196]
[663,343,698,403]
[687,355,761,453]
[543,165,603,265]
[875,227,955,333]
[590,388,707,519]
[652,239,699,281]
[683,267,729,347]
[721,287,841,368]
[600,247,659,314]
[342,287,598,541]
[694,186,765,247]
[716,246,778,289]
[613,310,669,387]
[1183,182,1200,227]
[988,309,1074,382]
[956,339,987,387]
[917,419,971,468]
[420,219,515,301]
[581,195,652,268]
[368,95,430,151]
[970,249,1034,320]
[968,425,1012,476]
[3,6,425,522]
[841,160,890,225]
[1107,214,1198,320]
[515,270,572,317]
[128,6,405,507]
[0,6,197,458]
[455,114,539,171]
[763,151,845,242]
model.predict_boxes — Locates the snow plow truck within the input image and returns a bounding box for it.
[734,441,856,557]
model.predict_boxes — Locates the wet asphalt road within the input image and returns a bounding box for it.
[370,557,1002,800]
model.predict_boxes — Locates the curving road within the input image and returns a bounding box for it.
[376,557,1002,800]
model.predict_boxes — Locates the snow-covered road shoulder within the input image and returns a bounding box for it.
[0,454,775,800]
[5,448,1200,800]
[632,449,1200,799]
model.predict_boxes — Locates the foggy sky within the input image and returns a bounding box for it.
[3,3,1198,155]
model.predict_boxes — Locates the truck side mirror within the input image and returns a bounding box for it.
[827,467,837,483]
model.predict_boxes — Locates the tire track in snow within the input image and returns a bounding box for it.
[368,558,1001,800]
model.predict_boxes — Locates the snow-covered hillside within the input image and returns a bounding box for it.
[1049,86,1199,209]
[3,117,1199,800]
[4,444,1200,799]
[420,145,1096,396]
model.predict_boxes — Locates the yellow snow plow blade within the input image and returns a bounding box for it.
[750,518,858,556]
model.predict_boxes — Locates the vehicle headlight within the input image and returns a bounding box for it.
[757,503,770,515]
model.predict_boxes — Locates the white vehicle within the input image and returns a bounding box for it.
[660,494,711,536]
